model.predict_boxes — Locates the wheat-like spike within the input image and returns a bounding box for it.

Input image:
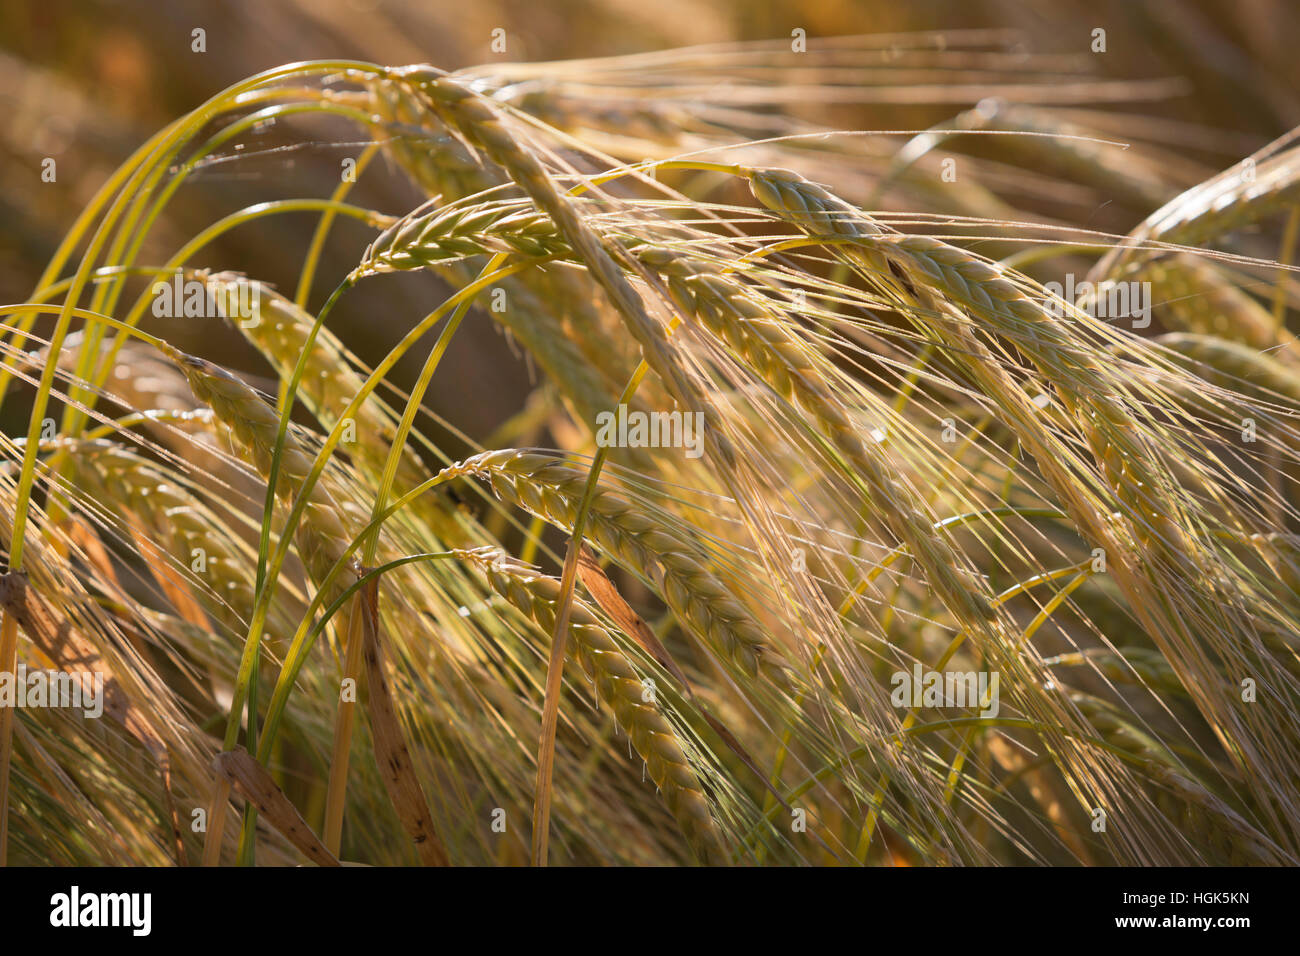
[368,76,643,374]
[747,166,888,240]
[1154,332,1300,404]
[350,186,897,483]
[395,70,735,466]
[634,244,1002,627]
[1143,152,1300,249]
[371,69,681,442]
[749,168,1192,555]
[1141,255,1299,356]
[503,85,698,149]
[344,124,646,439]
[1048,647,1186,696]
[368,76,502,200]
[23,334,199,414]
[1093,147,1300,282]
[66,440,259,629]
[170,351,355,596]
[358,223,646,449]
[891,243,1186,557]
[346,200,640,434]
[356,200,567,277]
[441,449,785,681]
[204,275,473,546]
[353,189,811,406]
[745,164,1201,659]
[1069,692,1285,864]
[367,77,643,388]
[948,99,1175,211]
[455,546,728,864]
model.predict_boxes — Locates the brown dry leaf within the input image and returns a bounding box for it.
[576,545,691,688]
[359,577,451,866]
[212,747,339,867]
[123,524,211,633]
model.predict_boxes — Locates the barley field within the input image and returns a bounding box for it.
[2,1,1299,867]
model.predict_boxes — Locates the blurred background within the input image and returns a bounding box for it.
[2,0,1298,443]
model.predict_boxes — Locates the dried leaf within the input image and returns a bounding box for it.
[576,545,691,688]
[212,747,339,867]
[360,578,451,866]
